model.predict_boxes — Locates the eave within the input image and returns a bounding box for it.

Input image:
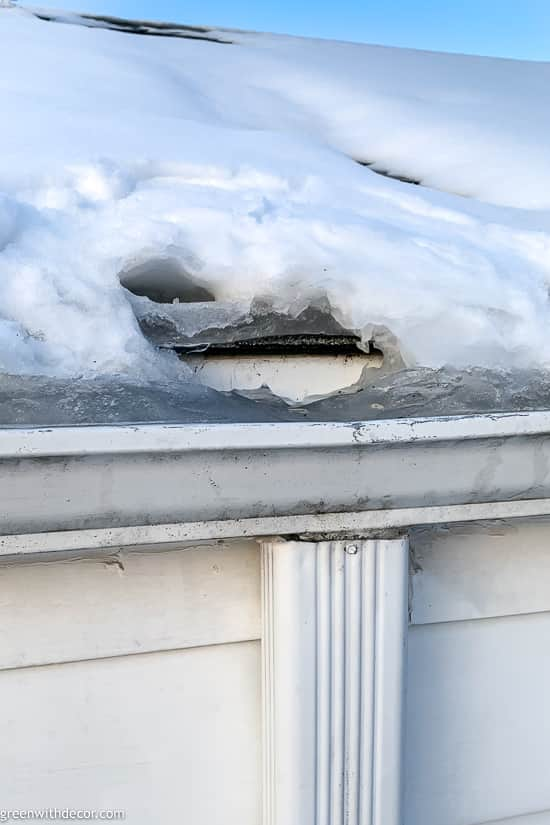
[2,410,550,560]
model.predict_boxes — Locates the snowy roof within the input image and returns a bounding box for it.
[1,6,550,423]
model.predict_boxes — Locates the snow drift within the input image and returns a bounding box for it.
[1,5,550,377]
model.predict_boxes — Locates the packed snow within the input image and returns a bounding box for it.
[1,5,550,378]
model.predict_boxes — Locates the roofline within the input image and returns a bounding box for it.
[1,409,550,458]
[3,409,550,549]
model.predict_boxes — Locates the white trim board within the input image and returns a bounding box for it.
[3,499,550,559]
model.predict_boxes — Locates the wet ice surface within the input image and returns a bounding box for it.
[0,373,290,426]
[306,367,550,420]
[3,368,550,427]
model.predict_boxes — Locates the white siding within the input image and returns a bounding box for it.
[0,541,262,825]
[0,541,260,669]
[0,643,261,824]
[410,519,550,624]
[406,520,550,825]
[6,516,550,825]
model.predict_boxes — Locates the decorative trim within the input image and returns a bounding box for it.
[261,538,409,825]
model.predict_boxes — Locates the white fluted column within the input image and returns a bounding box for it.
[261,538,409,825]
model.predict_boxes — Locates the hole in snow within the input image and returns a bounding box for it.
[119,257,216,304]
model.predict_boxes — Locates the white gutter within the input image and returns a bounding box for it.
[1,409,550,458]
[2,409,550,547]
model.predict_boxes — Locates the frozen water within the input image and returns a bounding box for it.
[4,367,550,427]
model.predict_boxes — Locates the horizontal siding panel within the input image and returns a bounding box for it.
[0,540,260,669]
[0,641,261,825]
[411,519,550,624]
[406,612,550,825]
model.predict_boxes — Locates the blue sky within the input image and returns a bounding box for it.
[33,0,550,60]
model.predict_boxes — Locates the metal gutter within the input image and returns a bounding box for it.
[2,409,550,542]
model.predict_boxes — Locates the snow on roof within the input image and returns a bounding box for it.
[1,6,550,386]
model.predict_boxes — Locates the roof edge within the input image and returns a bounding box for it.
[1,409,549,459]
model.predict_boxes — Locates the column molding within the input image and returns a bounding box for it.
[261,538,409,825]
